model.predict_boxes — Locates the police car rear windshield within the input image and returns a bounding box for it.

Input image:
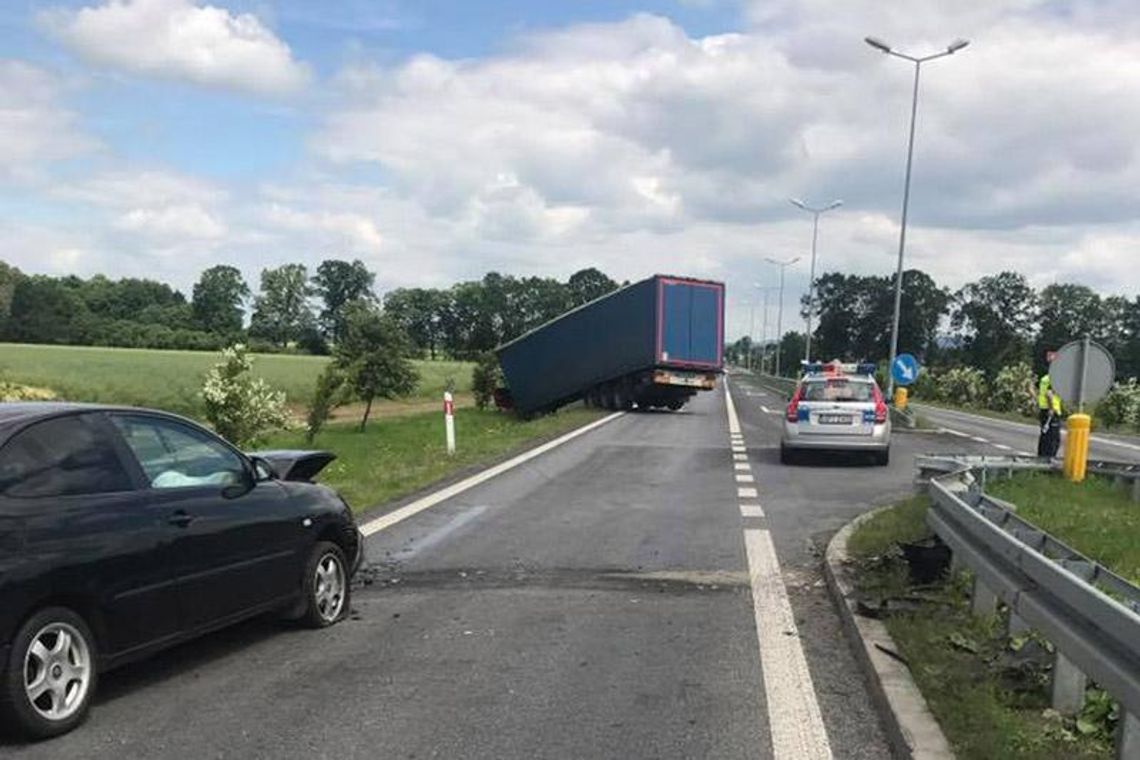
[802,378,874,402]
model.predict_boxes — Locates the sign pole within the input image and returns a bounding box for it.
[444,391,456,455]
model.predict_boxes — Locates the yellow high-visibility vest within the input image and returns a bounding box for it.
[1038,375,1062,415]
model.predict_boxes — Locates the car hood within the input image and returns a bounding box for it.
[246,449,337,482]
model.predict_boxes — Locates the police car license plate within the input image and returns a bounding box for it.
[819,414,852,425]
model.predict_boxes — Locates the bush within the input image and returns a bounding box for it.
[471,352,503,410]
[910,367,939,401]
[0,381,57,401]
[201,344,288,446]
[1096,379,1140,429]
[305,364,346,443]
[936,366,988,406]
[990,362,1037,417]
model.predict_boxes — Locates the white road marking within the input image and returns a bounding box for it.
[993,443,1012,451]
[970,436,988,444]
[944,429,972,438]
[733,453,748,461]
[726,381,832,760]
[921,404,1140,453]
[760,405,771,414]
[734,462,751,471]
[360,412,625,536]
[732,446,746,453]
[725,386,742,435]
[744,528,833,759]
[736,473,755,483]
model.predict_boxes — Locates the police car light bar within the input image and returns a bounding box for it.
[800,360,877,376]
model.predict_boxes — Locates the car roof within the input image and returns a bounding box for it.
[802,374,874,382]
[0,402,198,440]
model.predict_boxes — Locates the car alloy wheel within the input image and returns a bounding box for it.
[314,552,346,624]
[23,622,93,723]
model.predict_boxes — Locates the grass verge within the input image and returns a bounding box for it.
[263,405,606,511]
[987,472,1140,585]
[0,342,473,419]
[849,496,1116,759]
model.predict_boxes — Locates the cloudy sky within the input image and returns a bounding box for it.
[3,0,1139,339]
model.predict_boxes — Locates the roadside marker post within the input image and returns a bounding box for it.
[444,391,456,455]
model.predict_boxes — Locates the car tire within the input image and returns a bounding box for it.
[1,607,98,740]
[780,445,793,465]
[300,541,351,629]
[875,449,890,467]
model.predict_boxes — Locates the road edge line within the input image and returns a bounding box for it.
[823,509,955,760]
[359,411,625,537]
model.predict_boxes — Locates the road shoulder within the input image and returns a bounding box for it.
[824,508,955,760]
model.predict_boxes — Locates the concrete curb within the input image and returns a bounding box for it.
[824,509,956,760]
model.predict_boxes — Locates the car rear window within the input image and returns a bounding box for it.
[0,415,133,498]
[801,379,875,402]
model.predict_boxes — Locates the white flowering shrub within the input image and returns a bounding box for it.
[0,381,57,401]
[991,362,1037,417]
[202,344,288,446]
[936,366,988,406]
[1096,379,1140,429]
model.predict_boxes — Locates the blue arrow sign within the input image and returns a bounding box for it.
[892,353,920,386]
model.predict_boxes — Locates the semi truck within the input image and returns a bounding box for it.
[495,274,725,415]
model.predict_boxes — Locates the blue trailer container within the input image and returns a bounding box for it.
[496,274,725,414]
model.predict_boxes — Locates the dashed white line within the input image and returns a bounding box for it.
[740,504,765,518]
[992,443,1012,451]
[944,429,972,438]
[734,462,751,471]
[360,412,626,536]
[970,436,988,444]
[738,487,759,499]
[732,446,746,453]
[733,453,748,461]
[736,473,755,483]
[760,405,771,414]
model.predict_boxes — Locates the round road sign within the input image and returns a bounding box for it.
[1049,339,1115,409]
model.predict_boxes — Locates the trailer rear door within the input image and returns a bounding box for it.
[658,278,723,368]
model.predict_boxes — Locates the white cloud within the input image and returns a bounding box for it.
[114,204,226,239]
[43,0,310,95]
[261,203,383,252]
[0,60,96,178]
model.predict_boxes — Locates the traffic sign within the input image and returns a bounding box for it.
[891,353,920,386]
[1050,338,1115,410]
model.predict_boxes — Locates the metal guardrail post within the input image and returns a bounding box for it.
[970,578,998,617]
[1120,711,1140,760]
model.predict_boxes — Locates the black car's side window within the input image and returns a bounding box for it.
[0,415,134,498]
[110,416,246,489]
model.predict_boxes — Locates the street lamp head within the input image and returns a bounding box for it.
[864,36,892,53]
[789,197,807,210]
[947,38,970,54]
[826,199,844,211]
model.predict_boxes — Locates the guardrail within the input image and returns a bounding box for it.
[921,454,1140,757]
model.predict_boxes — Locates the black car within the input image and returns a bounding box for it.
[0,403,363,739]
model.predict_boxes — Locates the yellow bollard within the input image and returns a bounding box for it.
[1062,414,1091,482]
[894,387,908,411]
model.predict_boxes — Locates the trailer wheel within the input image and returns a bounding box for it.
[667,400,684,411]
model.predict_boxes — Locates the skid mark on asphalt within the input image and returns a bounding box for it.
[725,382,833,760]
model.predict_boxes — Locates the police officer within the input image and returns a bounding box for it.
[1034,372,1063,458]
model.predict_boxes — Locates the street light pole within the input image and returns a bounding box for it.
[790,198,842,364]
[765,257,800,377]
[865,35,968,396]
[749,299,756,371]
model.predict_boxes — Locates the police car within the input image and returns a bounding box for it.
[780,361,891,465]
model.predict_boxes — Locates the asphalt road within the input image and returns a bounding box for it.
[3,373,1070,759]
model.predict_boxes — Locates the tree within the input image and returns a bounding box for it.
[200,344,288,446]
[334,303,420,431]
[313,259,375,343]
[249,264,314,348]
[384,288,448,359]
[776,332,806,376]
[0,261,20,338]
[471,352,503,410]
[951,271,1037,376]
[567,267,618,307]
[192,265,249,336]
[4,276,92,344]
[1033,283,1105,370]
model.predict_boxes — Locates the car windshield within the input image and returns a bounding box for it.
[801,379,874,402]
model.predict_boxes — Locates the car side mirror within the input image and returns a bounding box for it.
[250,456,276,482]
[222,465,257,499]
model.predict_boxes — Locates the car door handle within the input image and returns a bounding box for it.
[168,511,194,528]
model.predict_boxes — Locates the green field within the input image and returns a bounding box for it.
[263,405,605,510]
[0,343,473,419]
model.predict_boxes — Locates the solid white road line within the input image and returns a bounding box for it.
[744,529,833,759]
[726,385,742,435]
[726,381,832,760]
[360,411,625,537]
